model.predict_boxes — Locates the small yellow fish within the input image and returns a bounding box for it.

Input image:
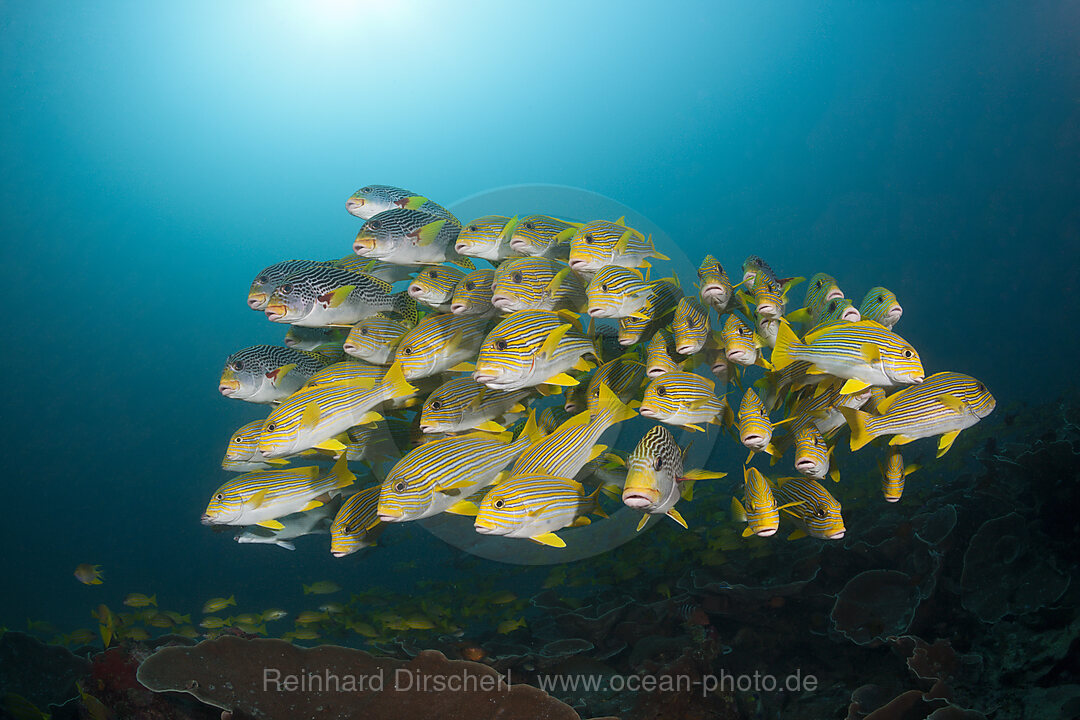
[202,596,236,614]
[404,616,436,630]
[199,616,228,629]
[262,609,288,622]
[74,564,104,585]
[286,629,320,641]
[123,593,157,608]
[303,581,341,595]
[295,611,328,625]
[497,617,527,634]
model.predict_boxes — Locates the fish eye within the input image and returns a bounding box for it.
[465,281,475,291]
[427,269,438,278]
[815,508,827,518]
[494,499,505,509]
[495,340,508,351]
[656,386,667,396]
[360,327,369,335]
[234,436,243,442]
[394,481,407,492]
[266,424,277,432]
[231,361,243,371]
[430,401,442,410]
[468,225,478,232]
[584,234,595,244]
[344,525,354,534]
[256,275,267,283]
[739,327,750,336]
[368,220,379,229]
[976,382,985,392]
[654,457,663,471]
[512,272,523,284]
[877,294,885,303]
[523,221,534,230]
[815,280,821,288]
[281,283,293,294]
[361,186,372,193]
[402,346,412,355]
[600,283,610,293]
[215,494,223,500]
[903,349,913,358]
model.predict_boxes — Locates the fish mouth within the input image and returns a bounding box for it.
[508,239,527,252]
[200,514,216,526]
[726,349,748,363]
[454,243,474,254]
[265,304,288,322]
[473,520,498,534]
[621,489,659,507]
[884,497,900,503]
[908,375,924,384]
[795,459,819,473]
[247,293,267,309]
[886,307,903,323]
[827,529,846,539]
[331,550,352,558]
[825,288,845,302]
[353,237,375,254]
[841,307,862,322]
[755,304,777,318]
[491,295,514,310]
[345,198,365,217]
[219,384,238,396]
[701,285,727,301]
[742,434,765,449]
[755,527,777,537]
[450,303,466,314]
[647,368,667,378]
[472,370,499,384]
[377,511,403,523]
[343,343,359,353]
[675,344,697,355]
[568,259,590,272]
[638,407,657,418]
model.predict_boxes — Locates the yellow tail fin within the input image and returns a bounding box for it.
[769,320,802,371]
[516,410,545,446]
[331,453,356,489]
[382,361,417,400]
[596,382,637,424]
[838,407,875,452]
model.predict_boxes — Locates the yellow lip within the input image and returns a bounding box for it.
[266,303,288,316]
[219,376,240,390]
[473,517,496,530]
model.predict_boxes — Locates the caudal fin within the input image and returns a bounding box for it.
[597,382,637,425]
[381,361,418,401]
[769,320,803,371]
[838,407,875,452]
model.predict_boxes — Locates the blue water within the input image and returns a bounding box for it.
[2,0,1076,640]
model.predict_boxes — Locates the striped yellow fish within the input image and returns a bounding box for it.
[755,314,780,348]
[455,215,523,262]
[617,279,682,346]
[507,215,580,259]
[408,265,466,312]
[491,257,587,313]
[474,474,607,547]
[419,377,532,434]
[345,184,456,221]
[583,355,646,412]
[511,383,636,478]
[771,319,924,394]
[201,455,354,529]
[840,372,995,456]
[474,310,598,391]
[622,425,726,531]
[257,362,417,458]
[670,297,711,355]
[791,424,836,481]
[739,274,795,321]
[718,314,767,368]
[395,313,489,379]
[537,406,572,434]
[585,265,654,318]
[343,314,414,365]
[223,420,289,472]
[568,217,669,274]
[859,287,903,329]
[378,414,544,522]
[219,345,334,405]
[645,330,684,377]
[302,360,385,389]
[731,466,801,538]
[352,208,474,268]
[450,269,497,316]
[879,446,919,503]
[639,371,729,432]
[801,273,845,322]
[329,486,383,557]
[772,475,845,540]
[736,387,789,457]
[696,255,734,312]
[808,297,861,329]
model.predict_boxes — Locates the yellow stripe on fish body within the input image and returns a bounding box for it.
[639,371,728,432]
[202,456,355,527]
[507,215,581,258]
[450,269,497,316]
[719,314,764,367]
[302,360,385,389]
[568,218,668,274]
[741,255,781,288]
[220,345,336,405]
[697,255,734,311]
[737,388,776,453]
[329,486,382,557]
[801,273,845,322]
[734,466,782,537]
[792,424,833,481]
[491,258,586,313]
[741,275,787,321]
[258,363,417,458]
[858,287,903,329]
[352,208,474,268]
[671,297,711,355]
[223,420,274,470]
[772,475,845,540]
[511,383,636,478]
[395,313,488,379]
[646,330,683,377]
[455,215,523,262]
[420,377,533,433]
[474,473,603,546]
[343,314,414,365]
[586,356,646,412]
[474,310,598,391]
[770,320,924,393]
[408,265,466,311]
[879,446,918,503]
[841,372,995,454]
[537,406,573,434]
[585,265,653,318]
[617,279,682,346]
[378,417,542,522]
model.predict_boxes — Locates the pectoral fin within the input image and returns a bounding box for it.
[415,219,447,246]
[530,532,566,548]
[840,378,870,395]
[666,508,688,528]
[936,430,960,458]
[256,519,285,530]
[544,372,579,387]
[444,500,479,516]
